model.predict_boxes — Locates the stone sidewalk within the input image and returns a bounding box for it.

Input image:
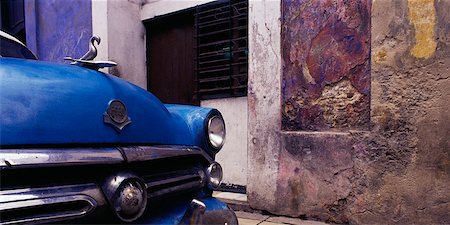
[213,191,327,225]
[236,211,328,225]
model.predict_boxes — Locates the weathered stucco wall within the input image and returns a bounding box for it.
[252,0,450,224]
[140,0,215,21]
[352,0,450,223]
[201,97,248,186]
[91,0,147,89]
[25,0,92,63]
[107,0,147,89]
[247,0,282,212]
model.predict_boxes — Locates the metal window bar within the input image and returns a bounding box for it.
[194,0,248,100]
[196,13,247,27]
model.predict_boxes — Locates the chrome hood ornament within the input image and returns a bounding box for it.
[81,36,101,61]
[64,35,117,71]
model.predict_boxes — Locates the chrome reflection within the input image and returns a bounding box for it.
[0,148,124,168]
[145,168,205,198]
[206,162,223,189]
[0,184,105,224]
[0,145,212,169]
[119,145,212,163]
[207,115,226,150]
[179,199,206,225]
[102,172,147,222]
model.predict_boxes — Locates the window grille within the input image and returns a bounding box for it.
[194,0,248,100]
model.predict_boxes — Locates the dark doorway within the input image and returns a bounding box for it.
[145,10,198,106]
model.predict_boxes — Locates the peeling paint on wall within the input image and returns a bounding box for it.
[281,0,371,131]
[253,0,450,224]
[314,79,367,128]
[407,0,437,59]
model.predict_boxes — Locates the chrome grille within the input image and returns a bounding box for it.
[145,168,205,198]
[0,145,211,224]
[0,184,102,225]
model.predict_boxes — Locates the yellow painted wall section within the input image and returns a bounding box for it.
[407,0,437,59]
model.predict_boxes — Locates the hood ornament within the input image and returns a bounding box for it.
[104,100,132,132]
[80,36,101,61]
[64,35,117,71]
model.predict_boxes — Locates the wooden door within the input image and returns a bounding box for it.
[145,10,198,106]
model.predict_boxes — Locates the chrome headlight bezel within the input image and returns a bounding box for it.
[205,162,223,189]
[206,114,226,151]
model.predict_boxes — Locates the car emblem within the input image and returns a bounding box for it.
[104,99,132,132]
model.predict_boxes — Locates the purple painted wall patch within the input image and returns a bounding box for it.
[281,0,371,131]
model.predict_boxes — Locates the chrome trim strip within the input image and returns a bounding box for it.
[0,148,124,168]
[0,145,211,168]
[0,195,96,225]
[0,183,106,225]
[144,167,205,198]
[148,181,203,198]
[0,194,95,211]
[0,183,106,205]
[120,145,213,163]
[146,174,200,188]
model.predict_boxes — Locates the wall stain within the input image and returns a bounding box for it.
[374,48,387,63]
[407,0,437,58]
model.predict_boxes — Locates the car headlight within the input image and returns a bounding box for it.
[207,115,226,150]
[206,162,223,189]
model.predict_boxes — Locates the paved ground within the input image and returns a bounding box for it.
[235,211,328,225]
[213,191,328,225]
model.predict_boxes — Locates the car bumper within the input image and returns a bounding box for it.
[137,197,238,225]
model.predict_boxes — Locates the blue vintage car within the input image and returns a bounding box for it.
[0,30,237,224]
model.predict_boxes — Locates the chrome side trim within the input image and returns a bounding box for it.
[0,183,106,225]
[120,145,213,163]
[0,148,124,168]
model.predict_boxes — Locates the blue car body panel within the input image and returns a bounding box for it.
[0,58,213,149]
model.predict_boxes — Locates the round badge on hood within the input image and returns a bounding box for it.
[103,99,132,132]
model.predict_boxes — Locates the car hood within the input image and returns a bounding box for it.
[0,58,195,147]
